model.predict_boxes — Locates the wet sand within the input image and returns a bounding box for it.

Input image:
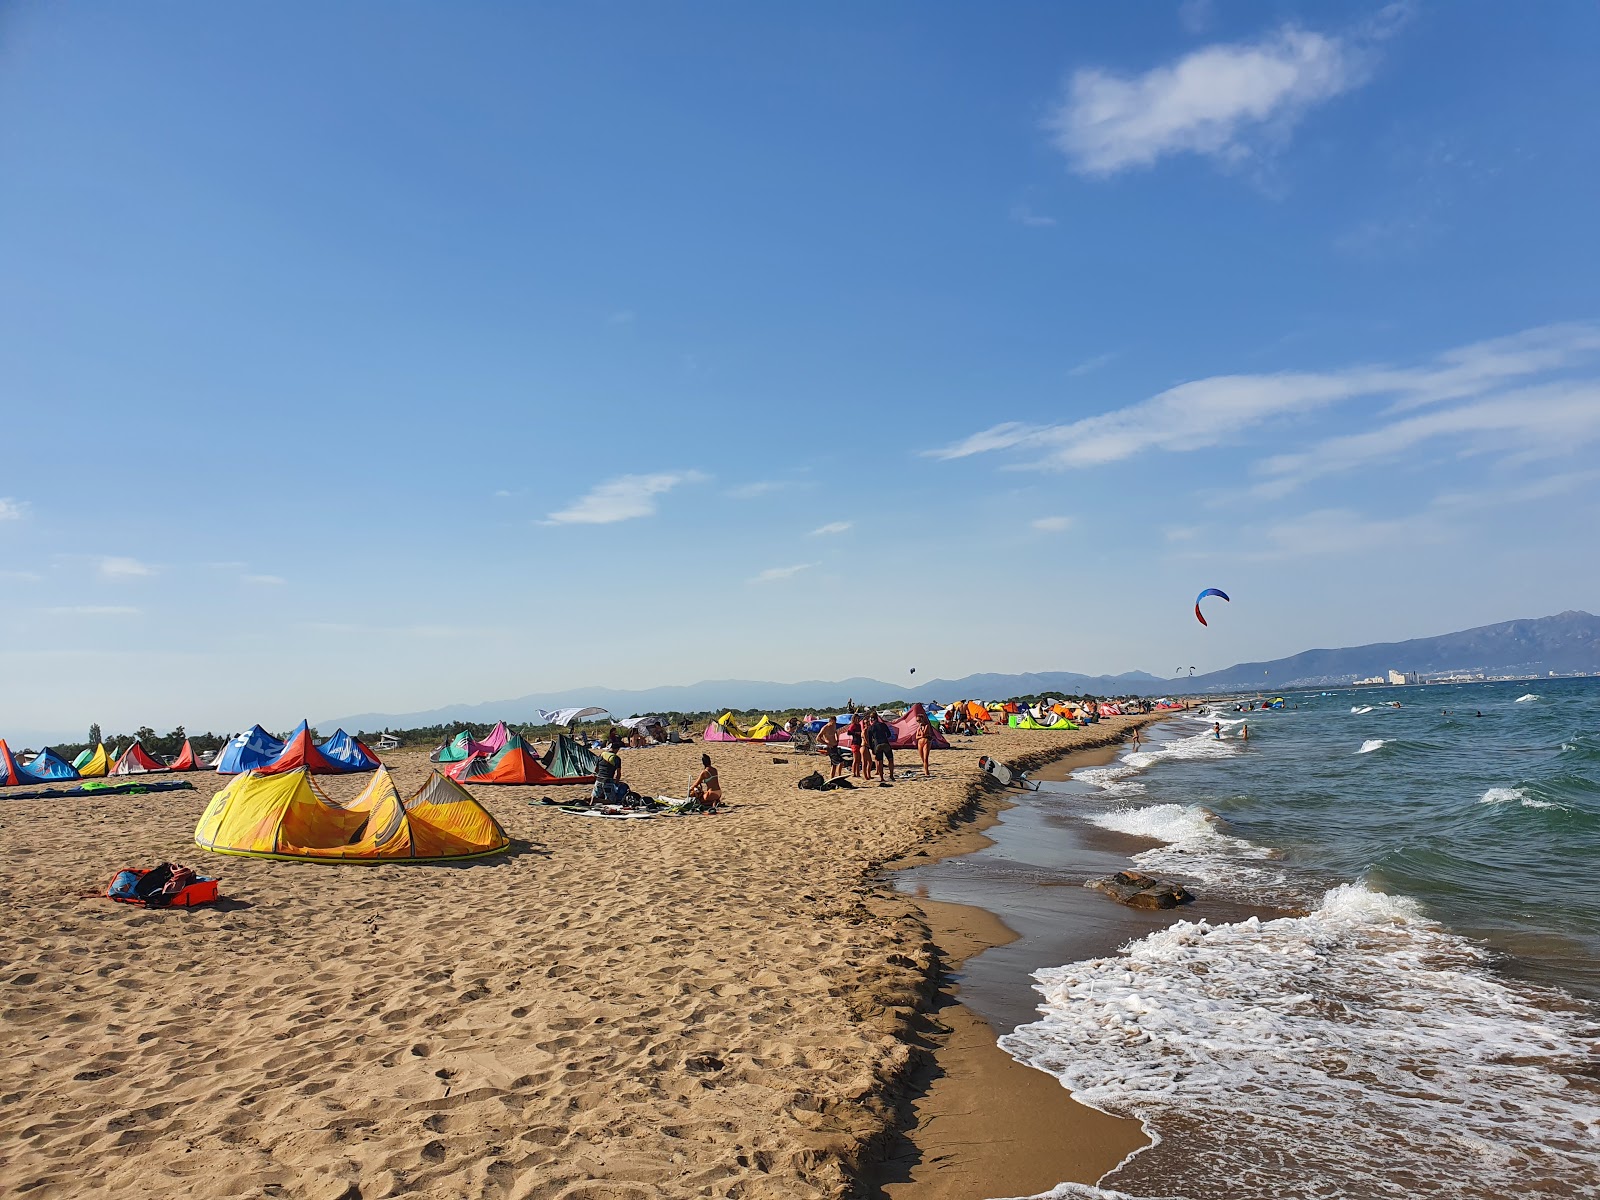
[869,719,1283,1200]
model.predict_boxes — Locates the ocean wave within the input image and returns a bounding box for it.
[1000,883,1600,1200]
[1479,786,1559,810]
[1087,803,1285,897]
[1074,730,1236,798]
[1357,738,1387,755]
[1516,693,1540,703]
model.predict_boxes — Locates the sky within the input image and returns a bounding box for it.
[3,1,1600,739]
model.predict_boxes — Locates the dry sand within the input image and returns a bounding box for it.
[1,717,1162,1199]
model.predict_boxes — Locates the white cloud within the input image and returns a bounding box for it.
[0,498,28,521]
[546,471,705,525]
[1046,25,1362,176]
[750,563,815,584]
[809,521,853,536]
[46,605,140,616]
[1254,380,1600,497]
[1009,203,1057,228]
[927,321,1600,477]
[99,556,156,579]
[242,574,286,586]
[1256,507,1450,558]
[0,570,42,582]
[1031,516,1073,532]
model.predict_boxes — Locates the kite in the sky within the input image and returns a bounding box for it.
[1194,588,1230,626]
[909,667,916,675]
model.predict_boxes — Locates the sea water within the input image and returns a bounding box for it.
[998,680,1600,1200]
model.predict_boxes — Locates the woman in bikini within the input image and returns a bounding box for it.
[689,754,722,807]
[915,713,934,777]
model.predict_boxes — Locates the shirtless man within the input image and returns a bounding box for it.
[818,718,847,779]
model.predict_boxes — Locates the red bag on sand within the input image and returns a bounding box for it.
[106,863,220,908]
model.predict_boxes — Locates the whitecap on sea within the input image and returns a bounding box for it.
[999,883,1600,1200]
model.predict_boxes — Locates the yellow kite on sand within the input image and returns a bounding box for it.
[194,766,510,863]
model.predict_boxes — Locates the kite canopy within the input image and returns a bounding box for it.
[433,722,510,764]
[1007,713,1049,729]
[194,766,509,863]
[1195,587,1230,626]
[318,729,382,772]
[214,725,287,774]
[21,747,81,782]
[447,735,588,786]
[256,721,346,776]
[73,744,112,777]
[170,740,203,771]
[537,706,608,727]
[543,734,599,779]
[884,705,949,750]
[112,740,167,775]
[0,740,25,786]
[705,713,791,742]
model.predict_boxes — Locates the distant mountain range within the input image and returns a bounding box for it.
[1178,609,1600,691]
[321,610,1600,730]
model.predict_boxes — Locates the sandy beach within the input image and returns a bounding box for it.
[2,717,1163,1199]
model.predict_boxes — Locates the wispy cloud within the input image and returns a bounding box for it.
[242,574,286,586]
[1031,516,1073,532]
[1009,203,1057,228]
[493,489,522,499]
[809,521,853,536]
[0,498,28,521]
[1046,25,1366,177]
[1067,351,1119,378]
[0,570,42,582]
[546,471,706,525]
[99,556,156,579]
[47,605,140,616]
[727,480,790,499]
[926,321,1600,476]
[750,563,815,584]
[1254,380,1600,497]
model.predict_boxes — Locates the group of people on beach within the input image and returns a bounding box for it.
[814,708,937,785]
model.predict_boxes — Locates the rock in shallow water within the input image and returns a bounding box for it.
[1088,870,1195,910]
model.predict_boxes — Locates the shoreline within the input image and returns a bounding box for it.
[860,718,1181,1199]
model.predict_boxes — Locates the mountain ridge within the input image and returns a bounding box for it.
[320,610,1600,730]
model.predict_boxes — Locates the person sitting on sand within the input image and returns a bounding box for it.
[914,711,934,777]
[593,749,626,803]
[689,753,721,808]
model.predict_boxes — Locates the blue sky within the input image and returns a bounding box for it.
[3,1,1599,738]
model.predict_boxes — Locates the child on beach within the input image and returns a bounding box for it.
[1213,722,1222,740]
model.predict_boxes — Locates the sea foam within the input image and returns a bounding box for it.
[1479,786,1559,810]
[1357,738,1386,754]
[1516,693,1540,703]
[999,883,1600,1200]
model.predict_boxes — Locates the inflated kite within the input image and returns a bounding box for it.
[1194,588,1230,626]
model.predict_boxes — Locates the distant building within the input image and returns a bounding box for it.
[1353,675,1387,686]
[1388,670,1407,686]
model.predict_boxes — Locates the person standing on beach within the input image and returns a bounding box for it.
[1131,725,1142,749]
[868,711,894,784]
[914,711,934,777]
[847,713,866,779]
[818,718,846,779]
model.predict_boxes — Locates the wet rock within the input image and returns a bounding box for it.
[1088,870,1194,910]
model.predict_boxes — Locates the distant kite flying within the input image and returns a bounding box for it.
[1194,588,1230,626]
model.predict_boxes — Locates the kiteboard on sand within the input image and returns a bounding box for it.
[978,755,1039,791]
